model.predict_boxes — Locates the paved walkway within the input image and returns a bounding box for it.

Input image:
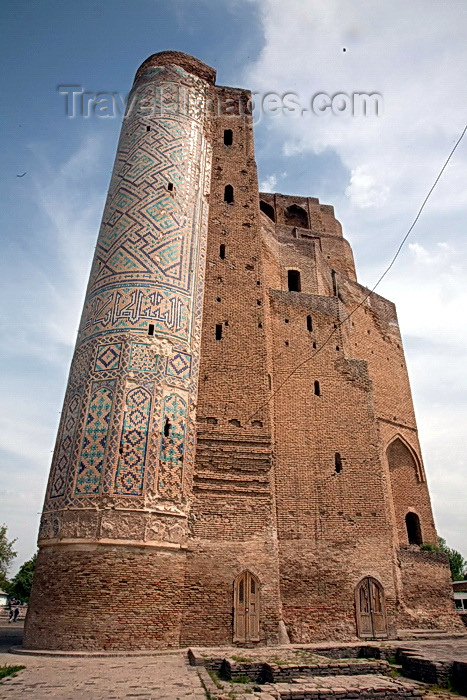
[0,625,206,700]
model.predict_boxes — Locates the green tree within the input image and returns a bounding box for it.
[0,524,17,591]
[9,553,37,603]
[421,537,467,581]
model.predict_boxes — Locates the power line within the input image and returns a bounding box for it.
[246,122,467,422]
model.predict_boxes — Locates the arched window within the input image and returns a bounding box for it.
[224,185,234,204]
[405,512,422,545]
[260,200,275,222]
[386,438,423,482]
[284,204,309,228]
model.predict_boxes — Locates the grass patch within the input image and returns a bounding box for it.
[231,654,253,662]
[424,682,459,695]
[197,670,213,700]
[292,649,318,662]
[207,669,223,689]
[270,655,290,666]
[0,665,25,681]
[231,675,251,684]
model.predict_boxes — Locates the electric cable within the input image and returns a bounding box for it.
[246,122,467,422]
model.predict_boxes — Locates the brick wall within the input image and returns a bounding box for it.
[398,549,461,631]
[24,545,187,650]
[186,85,281,646]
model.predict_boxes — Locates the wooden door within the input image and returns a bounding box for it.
[355,577,388,639]
[233,571,260,643]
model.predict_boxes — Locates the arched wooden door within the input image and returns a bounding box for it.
[355,577,388,639]
[233,571,260,643]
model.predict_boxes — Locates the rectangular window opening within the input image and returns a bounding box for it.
[335,452,343,473]
[148,324,155,336]
[224,185,234,204]
[215,324,223,340]
[288,269,301,292]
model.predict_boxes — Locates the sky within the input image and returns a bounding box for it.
[0,0,466,575]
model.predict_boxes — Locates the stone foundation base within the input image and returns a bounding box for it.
[24,544,187,651]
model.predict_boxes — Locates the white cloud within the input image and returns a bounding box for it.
[345,164,389,208]
[246,0,467,217]
[259,173,278,191]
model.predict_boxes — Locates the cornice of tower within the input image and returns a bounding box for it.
[134,50,217,85]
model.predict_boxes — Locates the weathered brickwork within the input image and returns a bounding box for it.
[24,51,461,651]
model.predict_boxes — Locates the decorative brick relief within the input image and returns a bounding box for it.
[100,511,146,541]
[144,515,187,545]
[58,510,100,539]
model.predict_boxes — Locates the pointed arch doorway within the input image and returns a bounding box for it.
[233,571,260,643]
[355,577,388,639]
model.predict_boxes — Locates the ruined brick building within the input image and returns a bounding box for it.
[24,52,462,650]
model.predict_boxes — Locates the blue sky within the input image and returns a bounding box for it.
[1,0,466,574]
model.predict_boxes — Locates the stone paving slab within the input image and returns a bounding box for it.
[0,651,206,700]
[396,639,467,663]
[260,674,423,699]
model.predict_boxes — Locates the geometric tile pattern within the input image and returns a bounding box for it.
[91,121,195,297]
[114,386,152,495]
[72,67,212,352]
[95,343,122,371]
[49,392,81,498]
[40,62,212,522]
[158,394,187,501]
[129,342,158,373]
[75,387,113,495]
[166,351,191,379]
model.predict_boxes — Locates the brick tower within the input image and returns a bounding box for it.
[24,52,461,650]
